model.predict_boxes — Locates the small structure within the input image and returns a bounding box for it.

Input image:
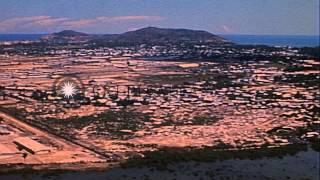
[13,137,52,155]
[178,63,199,68]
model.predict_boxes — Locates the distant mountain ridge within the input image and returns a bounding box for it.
[41,27,230,45]
[41,30,90,42]
[53,30,89,37]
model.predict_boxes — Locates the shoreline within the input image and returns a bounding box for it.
[1,143,316,175]
[0,161,117,175]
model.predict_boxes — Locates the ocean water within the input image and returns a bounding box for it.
[221,34,319,47]
[0,34,319,47]
[0,34,45,41]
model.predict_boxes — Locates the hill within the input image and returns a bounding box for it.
[41,30,91,42]
[52,30,89,37]
[41,27,230,45]
[111,27,227,45]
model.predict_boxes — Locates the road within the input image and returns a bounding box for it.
[0,109,111,161]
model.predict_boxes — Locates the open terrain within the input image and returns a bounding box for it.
[0,29,319,176]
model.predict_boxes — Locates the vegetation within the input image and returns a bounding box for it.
[46,109,151,139]
[311,142,320,152]
[121,144,308,169]
[274,74,320,87]
[142,72,247,89]
[191,115,221,125]
[298,46,320,59]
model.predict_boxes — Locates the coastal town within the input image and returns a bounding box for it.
[0,30,319,173]
[0,0,319,178]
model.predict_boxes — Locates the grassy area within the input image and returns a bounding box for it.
[154,115,221,128]
[141,72,247,89]
[274,74,320,87]
[46,109,151,140]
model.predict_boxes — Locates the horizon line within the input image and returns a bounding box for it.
[0,32,319,37]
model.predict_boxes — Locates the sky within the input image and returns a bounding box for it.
[0,0,319,35]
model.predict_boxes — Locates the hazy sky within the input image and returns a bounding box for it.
[0,0,319,35]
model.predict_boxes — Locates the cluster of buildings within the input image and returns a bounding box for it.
[1,41,309,62]
[0,43,318,152]
[0,119,52,159]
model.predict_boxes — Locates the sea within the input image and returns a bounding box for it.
[0,34,45,41]
[220,34,319,47]
[0,34,319,47]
